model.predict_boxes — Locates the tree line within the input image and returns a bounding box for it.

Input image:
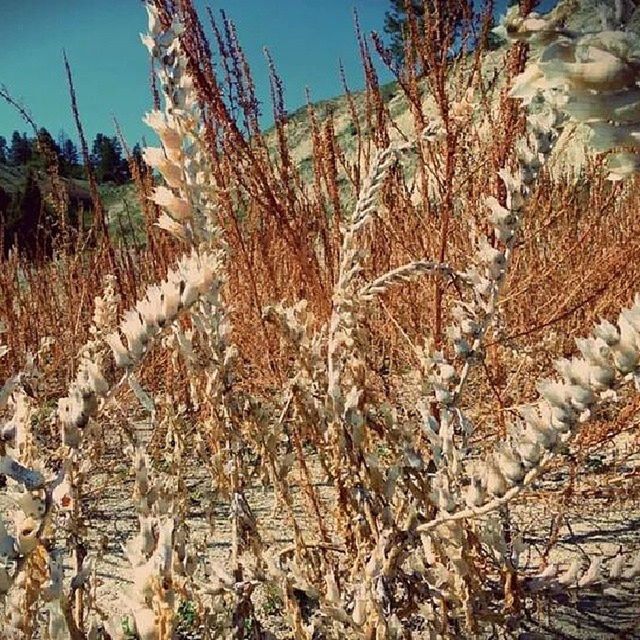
[0,128,144,256]
[0,128,142,184]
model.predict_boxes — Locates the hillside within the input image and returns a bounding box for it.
[3,0,639,248]
[0,162,142,246]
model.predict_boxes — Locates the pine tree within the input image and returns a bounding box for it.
[0,136,7,164]
[91,133,130,184]
[7,170,43,257]
[62,138,79,166]
[383,0,466,70]
[58,132,80,177]
[384,0,424,65]
[9,131,32,165]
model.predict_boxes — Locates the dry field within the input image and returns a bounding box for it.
[1,1,640,638]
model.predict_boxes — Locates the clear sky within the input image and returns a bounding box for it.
[0,0,394,146]
[0,1,556,147]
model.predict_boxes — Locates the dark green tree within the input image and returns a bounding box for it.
[9,130,32,165]
[0,136,7,164]
[91,133,130,184]
[0,185,10,220]
[4,170,42,256]
[384,0,424,64]
[57,132,80,177]
[383,0,467,69]
[62,138,79,166]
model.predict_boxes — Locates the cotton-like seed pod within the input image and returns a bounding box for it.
[16,515,39,554]
[58,394,86,431]
[325,571,340,604]
[465,477,485,507]
[433,383,453,406]
[617,326,640,373]
[152,186,191,221]
[120,309,149,359]
[77,359,109,397]
[494,447,524,485]
[138,285,166,328]
[486,196,517,241]
[578,557,602,587]
[133,607,157,640]
[479,244,507,279]
[160,280,181,321]
[17,492,46,519]
[460,316,480,338]
[566,384,594,411]
[510,64,551,103]
[557,558,582,586]
[620,300,640,332]
[438,363,458,384]
[588,363,616,391]
[515,436,542,468]
[540,48,638,93]
[105,332,133,368]
[555,357,591,388]
[608,554,625,579]
[522,416,557,450]
[563,338,615,391]
[447,325,472,357]
[485,462,508,497]
[516,138,541,169]
[577,338,614,379]
[593,320,620,347]
[352,596,366,626]
[144,110,182,151]
[143,147,183,189]
[156,212,187,240]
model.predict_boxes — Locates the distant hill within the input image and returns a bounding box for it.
[2,0,636,254]
[0,163,141,251]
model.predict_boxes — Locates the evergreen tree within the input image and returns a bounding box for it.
[91,133,129,184]
[0,136,7,164]
[61,138,79,166]
[132,142,143,165]
[6,170,43,257]
[9,131,31,165]
[383,0,469,68]
[57,132,80,177]
[0,185,10,220]
[30,128,63,172]
[384,0,424,65]
[36,128,59,155]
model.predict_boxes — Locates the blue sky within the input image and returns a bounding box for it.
[0,1,556,147]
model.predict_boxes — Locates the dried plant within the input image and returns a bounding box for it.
[1,1,640,638]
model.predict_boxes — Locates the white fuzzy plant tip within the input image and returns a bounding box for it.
[104,249,223,371]
[141,2,221,244]
[506,1,640,180]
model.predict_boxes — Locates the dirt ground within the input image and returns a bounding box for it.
[2,420,639,639]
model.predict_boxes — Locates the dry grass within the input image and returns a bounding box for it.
[1,1,639,638]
